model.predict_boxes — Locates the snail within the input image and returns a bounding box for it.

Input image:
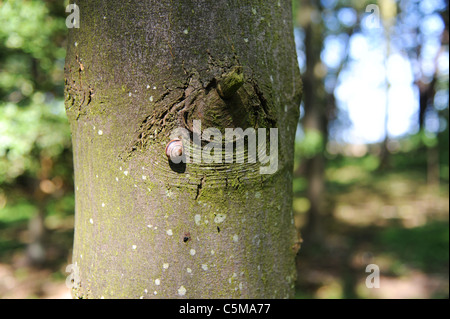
[165,139,184,162]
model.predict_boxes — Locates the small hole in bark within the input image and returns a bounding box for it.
[217,226,220,233]
[183,232,191,243]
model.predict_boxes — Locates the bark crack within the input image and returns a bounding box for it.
[122,60,277,162]
[64,55,95,121]
[194,176,205,200]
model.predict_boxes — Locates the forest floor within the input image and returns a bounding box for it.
[295,156,449,299]
[0,156,448,299]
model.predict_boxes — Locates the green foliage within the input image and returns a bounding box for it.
[0,0,66,78]
[0,0,71,184]
[377,222,449,273]
[296,129,325,159]
[0,99,70,183]
[0,0,73,274]
[0,200,37,224]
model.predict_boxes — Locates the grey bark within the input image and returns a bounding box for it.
[65,0,302,298]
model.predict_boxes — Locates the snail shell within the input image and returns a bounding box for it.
[165,139,183,161]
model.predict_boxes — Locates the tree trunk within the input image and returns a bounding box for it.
[299,5,327,245]
[65,0,302,299]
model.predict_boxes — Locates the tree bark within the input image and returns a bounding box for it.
[65,0,302,298]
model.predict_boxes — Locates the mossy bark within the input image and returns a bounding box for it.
[65,0,302,298]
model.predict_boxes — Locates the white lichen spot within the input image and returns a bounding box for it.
[201,264,208,271]
[101,203,105,207]
[154,226,158,230]
[165,189,173,197]
[146,85,150,89]
[89,218,93,224]
[270,75,274,82]
[233,234,239,242]
[194,214,201,225]
[186,268,192,273]
[74,42,78,47]
[101,296,104,299]
[142,175,146,180]
[147,224,153,228]
[251,8,256,14]
[154,291,157,295]
[189,249,196,256]
[103,16,106,19]
[284,105,288,112]
[166,229,173,236]
[98,130,103,135]
[149,96,154,102]
[183,29,189,34]
[178,286,187,296]
[119,166,122,171]
[257,265,261,271]
[128,92,132,97]
[115,177,119,182]
[132,245,137,250]
[214,213,227,224]
[211,249,215,255]
[163,263,169,269]
[96,174,98,178]
[155,278,160,285]
[123,170,128,176]
[140,296,144,299]
[277,0,281,6]
[244,38,249,43]
[144,289,148,293]
[153,86,157,90]
[255,192,261,198]
[253,235,261,246]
